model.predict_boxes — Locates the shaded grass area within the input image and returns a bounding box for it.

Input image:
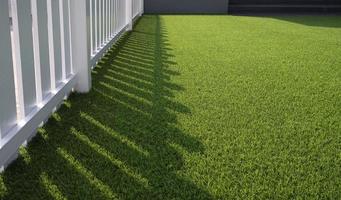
[1,15,341,199]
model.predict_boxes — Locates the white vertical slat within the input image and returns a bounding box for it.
[90,0,96,56]
[31,0,43,105]
[116,0,119,30]
[115,0,117,33]
[105,0,110,41]
[104,0,106,43]
[63,0,72,77]
[99,0,102,45]
[114,0,118,33]
[121,0,124,28]
[59,0,66,81]
[102,0,105,43]
[111,0,114,36]
[111,0,115,36]
[141,0,143,15]
[94,0,98,53]
[119,0,121,29]
[117,0,120,31]
[89,0,93,55]
[126,0,132,30]
[96,0,101,50]
[103,0,106,42]
[120,0,126,28]
[132,0,134,16]
[122,0,126,28]
[106,0,109,39]
[51,0,63,86]
[118,0,121,29]
[67,0,73,74]
[98,0,102,47]
[104,0,107,42]
[34,0,51,100]
[47,0,56,91]
[141,0,144,14]
[11,0,37,119]
[137,0,139,16]
[0,0,17,139]
[108,0,111,38]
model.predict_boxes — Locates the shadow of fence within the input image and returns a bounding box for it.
[1,15,212,200]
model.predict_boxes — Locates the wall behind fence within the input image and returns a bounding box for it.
[0,0,143,171]
[144,0,229,14]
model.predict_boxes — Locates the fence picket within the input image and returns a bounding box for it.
[62,0,72,77]
[0,0,17,139]
[51,0,63,85]
[11,0,37,118]
[34,0,51,100]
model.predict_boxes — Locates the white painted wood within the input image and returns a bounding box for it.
[11,0,26,121]
[62,0,72,77]
[132,0,134,16]
[101,0,106,44]
[31,0,43,105]
[90,0,93,54]
[0,75,76,168]
[47,0,57,91]
[11,0,37,119]
[0,0,17,139]
[98,0,103,49]
[109,0,112,37]
[118,0,121,29]
[107,0,110,38]
[126,0,133,30]
[114,0,118,35]
[97,0,101,50]
[120,0,124,28]
[117,0,120,32]
[111,0,115,36]
[107,0,110,39]
[106,0,109,41]
[90,0,96,56]
[120,0,122,27]
[101,0,104,44]
[104,0,107,42]
[117,0,120,30]
[70,0,91,92]
[51,0,63,85]
[94,0,98,52]
[35,0,51,100]
[59,0,66,81]
[89,21,129,67]
[0,0,144,172]
[67,0,74,75]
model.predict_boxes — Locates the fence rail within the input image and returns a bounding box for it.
[0,0,143,171]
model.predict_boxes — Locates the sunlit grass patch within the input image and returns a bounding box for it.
[1,15,341,199]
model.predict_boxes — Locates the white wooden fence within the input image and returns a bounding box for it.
[0,0,144,171]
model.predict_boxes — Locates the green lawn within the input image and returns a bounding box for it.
[1,15,341,199]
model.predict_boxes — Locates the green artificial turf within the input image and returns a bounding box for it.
[1,15,341,199]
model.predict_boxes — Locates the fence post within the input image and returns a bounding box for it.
[69,0,91,93]
[126,0,133,31]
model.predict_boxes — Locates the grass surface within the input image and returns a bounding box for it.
[1,15,341,199]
